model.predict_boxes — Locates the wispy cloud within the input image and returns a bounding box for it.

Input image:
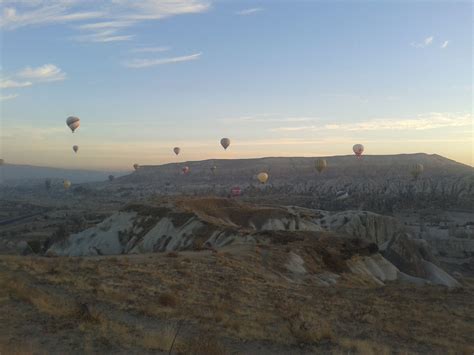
[124,52,202,68]
[131,46,170,53]
[75,30,134,42]
[1,0,211,43]
[272,113,471,132]
[440,40,449,49]
[0,79,32,89]
[220,113,317,123]
[0,64,66,99]
[18,64,66,82]
[411,36,434,48]
[0,94,19,101]
[236,7,263,15]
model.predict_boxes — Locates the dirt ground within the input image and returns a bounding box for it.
[1,242,473,354]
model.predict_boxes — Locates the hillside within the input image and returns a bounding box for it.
[0,164,126,185]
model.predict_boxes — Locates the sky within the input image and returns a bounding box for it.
[0,0,472,170]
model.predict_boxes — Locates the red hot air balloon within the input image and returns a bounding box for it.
[231,186,241,197]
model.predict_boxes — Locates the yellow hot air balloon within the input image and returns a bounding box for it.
[220,138,230,150]
[63,180,71,190]
[66,116,80,133]
[315,159,327,173]
[257,172,269,184]
[410,163,424,179]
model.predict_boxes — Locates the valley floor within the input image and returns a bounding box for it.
[1,246,473,354]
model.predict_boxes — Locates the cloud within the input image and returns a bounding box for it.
[0,64,66,100]
[18,64,66,82]
[411,36,434,48]
[236,7,263,15]
[221,114,317,123]
[124,52,202,68]
[131,46,170,53]
[75,29,134,42]
[0,93,19,101]
[0,79,32,89]
[1,0,211,42]
[441,40,449,49]
[271,113,472,132]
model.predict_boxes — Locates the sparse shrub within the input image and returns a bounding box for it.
[158,292,178,307]
[166,251,179,258]
[180,333,228,355]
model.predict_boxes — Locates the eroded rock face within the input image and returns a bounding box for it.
[46,198,459,287]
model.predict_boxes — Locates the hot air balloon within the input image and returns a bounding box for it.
[72,145,79,153]
[315,159,327,173]
[63,180,71,190]
[353,144,364,158]
[173,147,181,156]
[210,165,217,174]
[257,172,269,184]
[182,166,190,175]
[108,175,115,182]
[133,163,139,171]
[66,116,80,133]
[231,186,241,197]
[0,159,4,165]
[410,163,424,179]
[220,138,230,150]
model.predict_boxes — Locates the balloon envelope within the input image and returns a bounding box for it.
[173,147,181,155]
[231,186,241,197]
[315,159,327,173]
[63,180,71,190]
[73,145,79,153]
[353,144,364,157]
[133,163,139,170]
[220,138,230,150]
[66,116,80,133]
[182,166,190,174]
[257,172,269,184]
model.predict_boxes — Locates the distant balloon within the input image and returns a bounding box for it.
[173,147,181,156]
[315,159,327,173]
[63,180,71,190]
[231,186,241,197]
[133,163,139,171]
[411,163,424,179]
[72,145,79,153]
[257,172,269,184]
[66,116,80,133]
[220,138,230,150]
[211,165,217,174]
[0,159,4,165]
[108,175,115,182]
[353,144,364,158]
[182,166,190,175]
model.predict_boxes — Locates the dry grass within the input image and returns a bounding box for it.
[1,248,473,354]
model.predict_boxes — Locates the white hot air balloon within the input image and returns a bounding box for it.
[353,144,364,159]
[66,116,80,133]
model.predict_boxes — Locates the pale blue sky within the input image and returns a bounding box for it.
[1,0,472,169]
